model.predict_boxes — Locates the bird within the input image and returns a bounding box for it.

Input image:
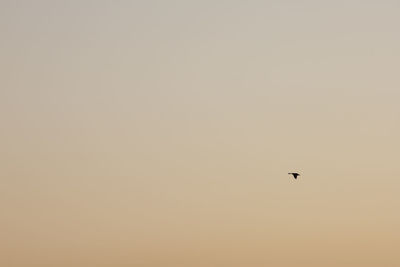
[288,172,300,179]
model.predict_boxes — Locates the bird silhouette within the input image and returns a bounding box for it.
[288,172,300,179]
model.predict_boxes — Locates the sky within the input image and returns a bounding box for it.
[1,1,400,266]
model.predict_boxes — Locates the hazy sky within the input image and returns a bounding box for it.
[2,1,400,266]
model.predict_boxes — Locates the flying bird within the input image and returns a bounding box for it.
[288,172,300,179]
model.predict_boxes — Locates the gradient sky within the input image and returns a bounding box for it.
[1,1,400,266]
